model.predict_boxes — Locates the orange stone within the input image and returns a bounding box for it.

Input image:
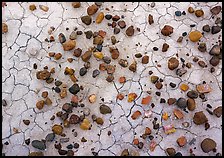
[180,83,189,92]
[176,136,187,147]
[196,84,212,93]
[145,127,151,135]
[133,138,139,145]
[98,30,106,38]
[128,93,137,102]
[117,93,124,100]
[162,112,169,120]
[131,110,142,120]
[141,96,152,105]
[119,76,126,83]
[173,109,184,119]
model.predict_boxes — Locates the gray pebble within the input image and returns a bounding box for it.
[59,138,70,143]
[83,108,90,116]
[151,2,155,8]
[2,99,7,107]
[176,98,187,108]
[45,133,55,142]
[79,67,87,76]
[176,68,187,77]
[31,140,46,150]
[69,31,77,40]
[92,69,100,78]
[103,56,111,64]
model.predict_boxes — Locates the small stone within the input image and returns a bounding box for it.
[176,68,187,77]
[129,61,137,72]
[29,4,36,11]
[148,14,154,25]
[105,14,112,20]
[126,26,134,36]
[96,117,104,125]
[119,76,126,83]
[62,40,76,51]
[28,152,44,156]
[72,2,81,8]
[180,83,189,91]
[162,43,169,52]
[182,122,190,128]
[31,140,46,150]
[141,96,152,105]
[213,106,222,118]
[209,56,220,66]
[103,56,111,64]
[176,136,187,147]
[93,36,103,45]
[85,30,93,39]
[45,97,52,106]
[114,27,120,34]
[211,26,221,34]
[201,138,217,153]
[60,138,69,143]
[69,84,80,95]
[100,104,112,114]
[187,98,196,111]
[119,59,128,67]
[168,98,176,105]
[161,25,173,36]
[155,82,163,89]
[138,142,144,149]
[95,2,103,6]
[92,69,100,78]
[150,75,159,84]
[128,93,137,102]
[135,53,142,58]
[187,90,198,99]
[36,100,45,110]
[166,148,176,156]
[58,33,66,44]
[131,110,142,120]
[173,109,184,119]
[76,31,83,35]
[175,11,182,16]
[73,48,82,57]
[39,5,49,12]
[168,57,179,70]
[96,12,104,24]
[198,60,206,68]
[198,43,207,52]
[67,150,74,156]
[69,114,80,124]
[121,149,129,156]
[88,94,96,103]
[23,120,30,126]
[2,99,7,107]
[177,36,183,43]
[58,150,67,155]
[176,98,187,109]
[87,4,98,15]
[80,118,91,130]
[83,108,90,116]
[118,20,126,29]
[52,124,63,135]
[117,93,124,100]
[79,67,87,76]
[196,84,212,93]
[145,127,152,135]
[106,74,114,82]
[112,15,120,21]
[45,133,55,142]
[81,15,92,25]
[210,6,221,15]
[209,45,221,56]
[189,31,202,42]
[142,55,149,64]
[188,7,194,13]
[81,51,92,62]
[202,25,210,32]
[195,9,204,17]
[93,51,104,59]
[193,111,208,125]
[133,138,139,145]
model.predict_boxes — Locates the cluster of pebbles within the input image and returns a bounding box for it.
[2,2,222,156]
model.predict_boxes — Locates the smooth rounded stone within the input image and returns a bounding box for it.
[62,40,76,51]
[118,20,126,29]
[95,2,103,6]
[52,124,63,135]
[111,36,117,45]
[105,14,112,20]
[84,30,93,39]
[176,98,187,109]
[58,149,68,155]
[106,65,115,74]
[195,9,204,17]
[188,7,194,13]
[176,68,187,77]
[23,120,30,126]
[103,56,111,64]
[193,111,208,125]
[112,15,120,21]
[161,25,173,36]
[189,31,202,42]
[175,152,182,156]
[79,67,87,76]
[201,138,217,153]
[121,149,129,156]
[60,138,69,143]
[31,140,46,150]
[135,53,142,58]
[198,43,207,52]
[114,27,120,34]
[126,26,134,36]
[73,48,82,57]
[209,56,220,66]
[92,69,100,78]
[109,47,120,59]
[81,15,92,25]
[209,45,221,56]
[198,60,206,68]
[72,2,81,8]
[96,117,104,125]
[187,90,198,99]
[58,33,66,43]
[162,43,169,52]
[129,61,137,72]
[168,57,179,70]
[69,114,80,124]
[28,152,44,156]
[83,108,91,116]
[202,24,210,32]
[166,148,176,156]
[2,99,7,107]
[93,36,103,45]
[151,75,159,84]
[213,106,222,118]
[155,82,163,89]
[177,36,183,42]
[96,12,104,24]
[81,51,92,62]
[210,6,221,15]
[96,44,103,52]
[55,81,62,87]
[100,104,112,114]
[211,26,221,34]
[69,84,80,95]
[187,98,196,111]
[106,74,114,82]
[45,133,55,142]
[175,11,181,16]
[148,14,154,25]
[118,59,128,67]
[62,103,73,112]
[142,55,149,64]
[87,4,98,15]
[182,122,190,128]
[39,5,49,12]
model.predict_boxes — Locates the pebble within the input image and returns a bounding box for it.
[176,136,187,147]
[39,5,49,12]
[142,55,149,64]
[45,133,55,142]
[62,40,76,51]
[36,70,51,80]
[177,36,183,43]
[105,14,112,20]
[87,4,98,15]
[193,111,208,125]
[58,33,66,44]
[189,31,202,42]
[45,97,52,105]
[93,36,103,45]
[92,69,100,78]
[79,67,87,76]
[195,9,204,17]
[198,60,206,68]
[100,104,112,114]
[166,148,176,156]
[28,152,44,156]
[29,4,37,11]
[72,2,81,8]
[187,98,196,111]
[187,90,198,99]
[121,149,129,156]
[119,59,128,67]
[209,45,221,56]
[58,149,67,155]
[2,99,7,107]
[128,93,137,102]
[155,82,163,89]
[111,36,117,45]
[59,88,67,99]
[95,2,103,6]
[141,96,152,105]
[175,152,182,156]
[62,103,72,112]
[106,74,114,82]
[93,51,104,59]
[129,61,137,72]
[36,100,45,110]
[148,14,154,25]
[176,98,187,109]
[196,84,212,93]
[173,109,184,119]
[162,43,169,52]
[180,83,189,91]
[126,26,134,36]
[202,24,210,32]
[23,120,30,126]
[85,30,93,39]
[73,48,82,57]
[182,122,190,128]
[168,98,176,105]
[118,20,126,29]
[96,12,104,24]
[73,143,79,149]
[31,140,46,150]
[135,53,142,58]
[161,25,173,36]
[209,56,220,66]
[60,138,69,143]
[80,118,91,130]
[112,15,120,21]
[96,117,104,125]
[151,2,155,8]
[150,75,159,84]
[168,57,179,70]
[188,7,194,13]
[88,94,96,103]
[201,138,217,153]
[82,108,90,116]
[138,142,144,149]
[131,110,142,120]
[69,84,80,95]
[114,27,120,34]
[211,26,221,34]
[103,56,111,64]
[81,15,92,25]
[210,6,221,15]
[213,106,222,118]
[96,44,103,52]
[176,68,187,77]
[198,43,207,52]
[81,51,92,62]
[175,11,182,16]
[67,150,74,156]
[76,31,83,35]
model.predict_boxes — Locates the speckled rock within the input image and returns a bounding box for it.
[168,57,179,70]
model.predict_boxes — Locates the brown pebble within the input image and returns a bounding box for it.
[36,100,45,110]
[129,61,137,72]
[168,57,179,70]
[148,14,154,25]
[142,55,149,64]
[168,98,176,105]
[198,60,206,68]
[62,40,76,51]
[87,4,98,15]
[155,82,163,89]
[187,98,196,111]
[161,25,173,36]
[109,47,119,59]
[193,111,208,125]
[112,15,120,21]
[106,74,114,82]
[29,4,37,11]
[118,20,126,29]
[176,136,187,147]
[213,106,222,118]
[162,43,169,52]
[54,53,62,60]
[195,9,204,17]
[81,51,92,62]
[73,48,82,57]
[42,91,48,98]
[69,114,80,124]
[126,26,134,36]
[72,2,81,8]
[23,120,30,126]
[45,97,52,106]
[96,12,104,24]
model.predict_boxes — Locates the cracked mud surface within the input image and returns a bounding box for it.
[2,2,222,156]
